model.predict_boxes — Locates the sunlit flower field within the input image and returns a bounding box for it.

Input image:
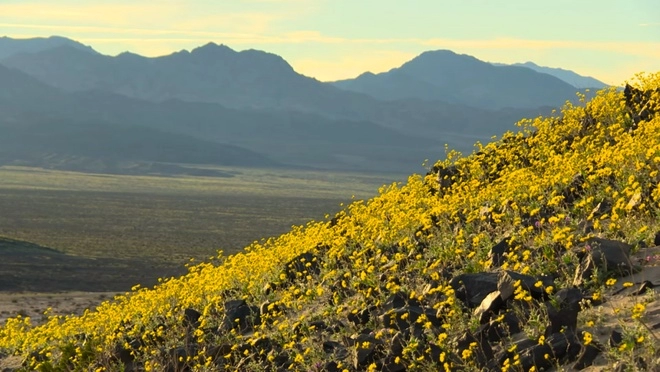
[1,72,659,371]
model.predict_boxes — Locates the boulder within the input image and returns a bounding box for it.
[220,299,260,333]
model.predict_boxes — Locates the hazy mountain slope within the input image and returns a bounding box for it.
[0,35,96,59]
[331,50,581,109]
[0,63,71,111]
[0,115,278,167]
[68,90,444,171]
[507,61,608,89]
[0,65,278,170]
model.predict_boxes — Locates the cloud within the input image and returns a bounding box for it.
[172,13,279,35]
[638,22,660,27]
[0,2,183,27]
[0,1,288,36]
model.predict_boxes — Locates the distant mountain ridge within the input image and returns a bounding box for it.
[0,35,96,59]
[1,42,370,115]
[492,61,608,89]
[330,50,585,109]
[0,36,599,174]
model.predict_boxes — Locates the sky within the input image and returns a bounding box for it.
[0,0,658,85]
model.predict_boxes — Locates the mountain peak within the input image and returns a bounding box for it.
[419,49,457,56]
[405,49,484,69]
[356,71,376,79]
[191,42,235,55]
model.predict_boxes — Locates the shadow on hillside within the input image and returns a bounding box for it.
[0,237,186,292]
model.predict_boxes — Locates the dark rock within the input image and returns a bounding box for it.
[323,341,349,361]
[434,164,461,190]
[476,311,524,343]
[248,337,275,360]
[515,331,581,370]
[591,199,613,219]
[206,344,233,361]
[545,288,582,334]
[353,334,384,369]
[383,292,421,311]
[590,238,634,272]
[624,84,660,126]
[307,320,329,333]
[390,332,406,357]
[457,331,493,368]
[489,238,511,267]
[507,271,554,300]
[380,355,407,372]
[282,252,321,283]
[562,173,586,206]
[116,338,141,362]
[329,279,355,301]
[450,272,499,308]
[221,299,260,333]
[272,352,291,369]
[609,328,623,347]
[183,308,201,329]
[574,238,636,285]
[425,343,450,367]
[323,361,341,372]
[348,306,377,327]
[573,342,603,370]
[632,280,655,295]
[451,270,551,308]
[166,345,198,372]
[380,306,441,334]
[321,360,342,372]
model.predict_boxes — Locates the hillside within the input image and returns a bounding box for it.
[330,50,583,109]
[0,237,184,292]
[1,73,659,371]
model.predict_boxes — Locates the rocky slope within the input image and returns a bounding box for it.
[0,74,659,371]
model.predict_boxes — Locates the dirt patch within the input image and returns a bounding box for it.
[0,291,119,326]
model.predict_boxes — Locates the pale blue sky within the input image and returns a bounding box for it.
[1,0,658,84]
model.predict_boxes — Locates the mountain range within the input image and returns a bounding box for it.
[330,50,604,109]
[0,36,608,174]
